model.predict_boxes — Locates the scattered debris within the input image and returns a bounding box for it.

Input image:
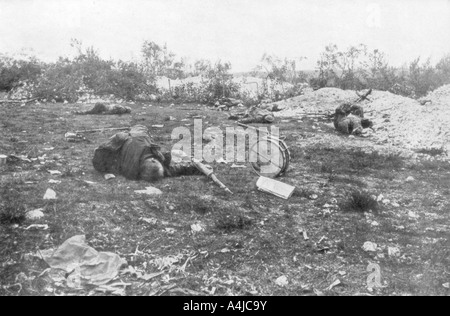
[0,154,7,165]
[134,186,163,196]
[104,173,116,180]
[25,209,45,220]
[327,279,342,291]
[48,179,61,184]
[140,271,164,282]
[388,247,401,257]
[43,188,57,200]
[150,255,182,271]
[65,132,86,142]
[256,176,295,199]
[140,217,158,225]
[152,124,165,128]
[48,170,62,175]
[230,163,247,168]
[275,275,289,287]
[8,154,32,163]
[443,283,449,289]
[191,223,205,233]
[25,224,49,230]
[363,241,378,252]
[405,176,415,182]
[299,230,309,241]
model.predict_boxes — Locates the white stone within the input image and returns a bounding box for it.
[26,209,45,220]
[135,186,163,196]
[43,188,57,200]
[362,241,378,252]
[191,223,205,233]
[275,275,288,287]
[388,247,401,257]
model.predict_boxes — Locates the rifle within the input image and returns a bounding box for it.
[74,127,131,134]
[355,89,373,102]
[192,159,233,194]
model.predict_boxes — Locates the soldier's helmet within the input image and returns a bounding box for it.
[140,158,164,182]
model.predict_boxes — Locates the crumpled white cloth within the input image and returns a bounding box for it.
[41,235,127,286]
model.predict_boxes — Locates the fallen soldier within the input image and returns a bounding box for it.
[92,125,203,182]
[228,105,275,124]
[74,103,131,115]
[333,102,373,135]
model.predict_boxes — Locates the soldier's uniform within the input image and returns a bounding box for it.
[229,106,275,124]
[333,103,372,135]
[92,125,202,181]
[75,103,131,115]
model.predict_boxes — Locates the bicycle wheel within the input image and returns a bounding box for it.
[249,136,289,178]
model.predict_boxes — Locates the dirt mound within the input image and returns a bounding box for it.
[422,84,450,104]
[274,87,450,157]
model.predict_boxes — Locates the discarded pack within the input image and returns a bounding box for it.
[256,176,295,199]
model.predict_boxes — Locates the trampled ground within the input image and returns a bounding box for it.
[0,101,449,296]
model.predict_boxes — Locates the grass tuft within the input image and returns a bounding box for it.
[215,214,252,233]
[0,184,27,224]
[340,190,379,213]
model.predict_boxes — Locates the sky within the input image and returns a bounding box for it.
[0,0,450,72]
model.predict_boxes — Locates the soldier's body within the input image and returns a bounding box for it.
[229,105,275,124]
[92,125,202,182]
[333,102,373,135]
[75,103,131,115]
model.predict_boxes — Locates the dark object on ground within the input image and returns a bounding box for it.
[333,102,373,135]
[92,125,203,181]
[74,103,131,115]
[228,105,275,124]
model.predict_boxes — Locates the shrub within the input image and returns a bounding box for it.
[311,43,450,98]
[32,58,82,102]
[0,54,43,92]
[215,214,252,232]
[31,46,152,102]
